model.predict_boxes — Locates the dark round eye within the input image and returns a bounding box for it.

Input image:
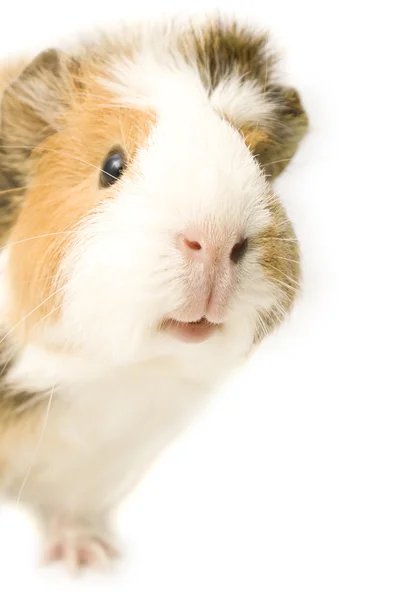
[100,151,125,187]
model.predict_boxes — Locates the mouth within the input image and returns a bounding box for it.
[161,317,221,343]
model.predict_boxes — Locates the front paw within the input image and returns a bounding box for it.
[41,514,120,574]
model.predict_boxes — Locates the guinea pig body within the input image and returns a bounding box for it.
[0,17,307,570]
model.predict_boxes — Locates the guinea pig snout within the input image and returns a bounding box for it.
[172,227,247,323]
[177,228,248,265]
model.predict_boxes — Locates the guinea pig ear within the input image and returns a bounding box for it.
[0,49,72,240]
[0,48,66,153]
[192,21,308,179]
[237,86,308,179]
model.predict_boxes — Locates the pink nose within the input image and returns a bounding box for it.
[178,229,248,264]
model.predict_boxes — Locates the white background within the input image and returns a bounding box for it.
[0,1,400,598]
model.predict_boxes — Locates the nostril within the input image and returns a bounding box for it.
[184,237,202,251]
[177,230,204,257]
[230,238,249,264]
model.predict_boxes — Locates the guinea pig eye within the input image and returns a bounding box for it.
[100,150,126,187]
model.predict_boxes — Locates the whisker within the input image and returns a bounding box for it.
[1,145,120,182]
[268,275,299,295]
[261,155,296,171]
[32,302,62,332]
[274,255,301,264]
[265,237,298,243]
[272,301,289,321]
[0,230,79,254]
[274,219,293,229]
[268,264,300,286]
[0,182,53,197]
[0,285,66,348]
[119,109,129,158]
[16,384,55,506]
[38,147,121,182]
[270,308,286,327]
[256,313,269,338]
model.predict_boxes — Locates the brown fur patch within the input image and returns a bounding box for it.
[187,19,276,89]
[249,87,308,179]
[236,87,308,178]
[254,196,301,338]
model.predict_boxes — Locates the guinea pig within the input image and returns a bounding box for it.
[0,16,307,571]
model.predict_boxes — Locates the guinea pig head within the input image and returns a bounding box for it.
[0,34,307,365]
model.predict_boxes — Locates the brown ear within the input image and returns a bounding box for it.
[189,21,308,180]
[0,49,68,240]
[240,87,308,179]
[1,49,64,153]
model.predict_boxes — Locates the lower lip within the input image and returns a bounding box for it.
[161,317,220,343]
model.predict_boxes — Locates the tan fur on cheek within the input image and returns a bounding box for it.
[255,196,301,338]
[6,103,155,343]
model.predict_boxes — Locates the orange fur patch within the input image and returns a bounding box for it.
[7,80,155,342]
[240,127,270,153]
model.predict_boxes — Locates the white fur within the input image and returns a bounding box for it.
[210,75,277,126]
[4,355,234,513]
